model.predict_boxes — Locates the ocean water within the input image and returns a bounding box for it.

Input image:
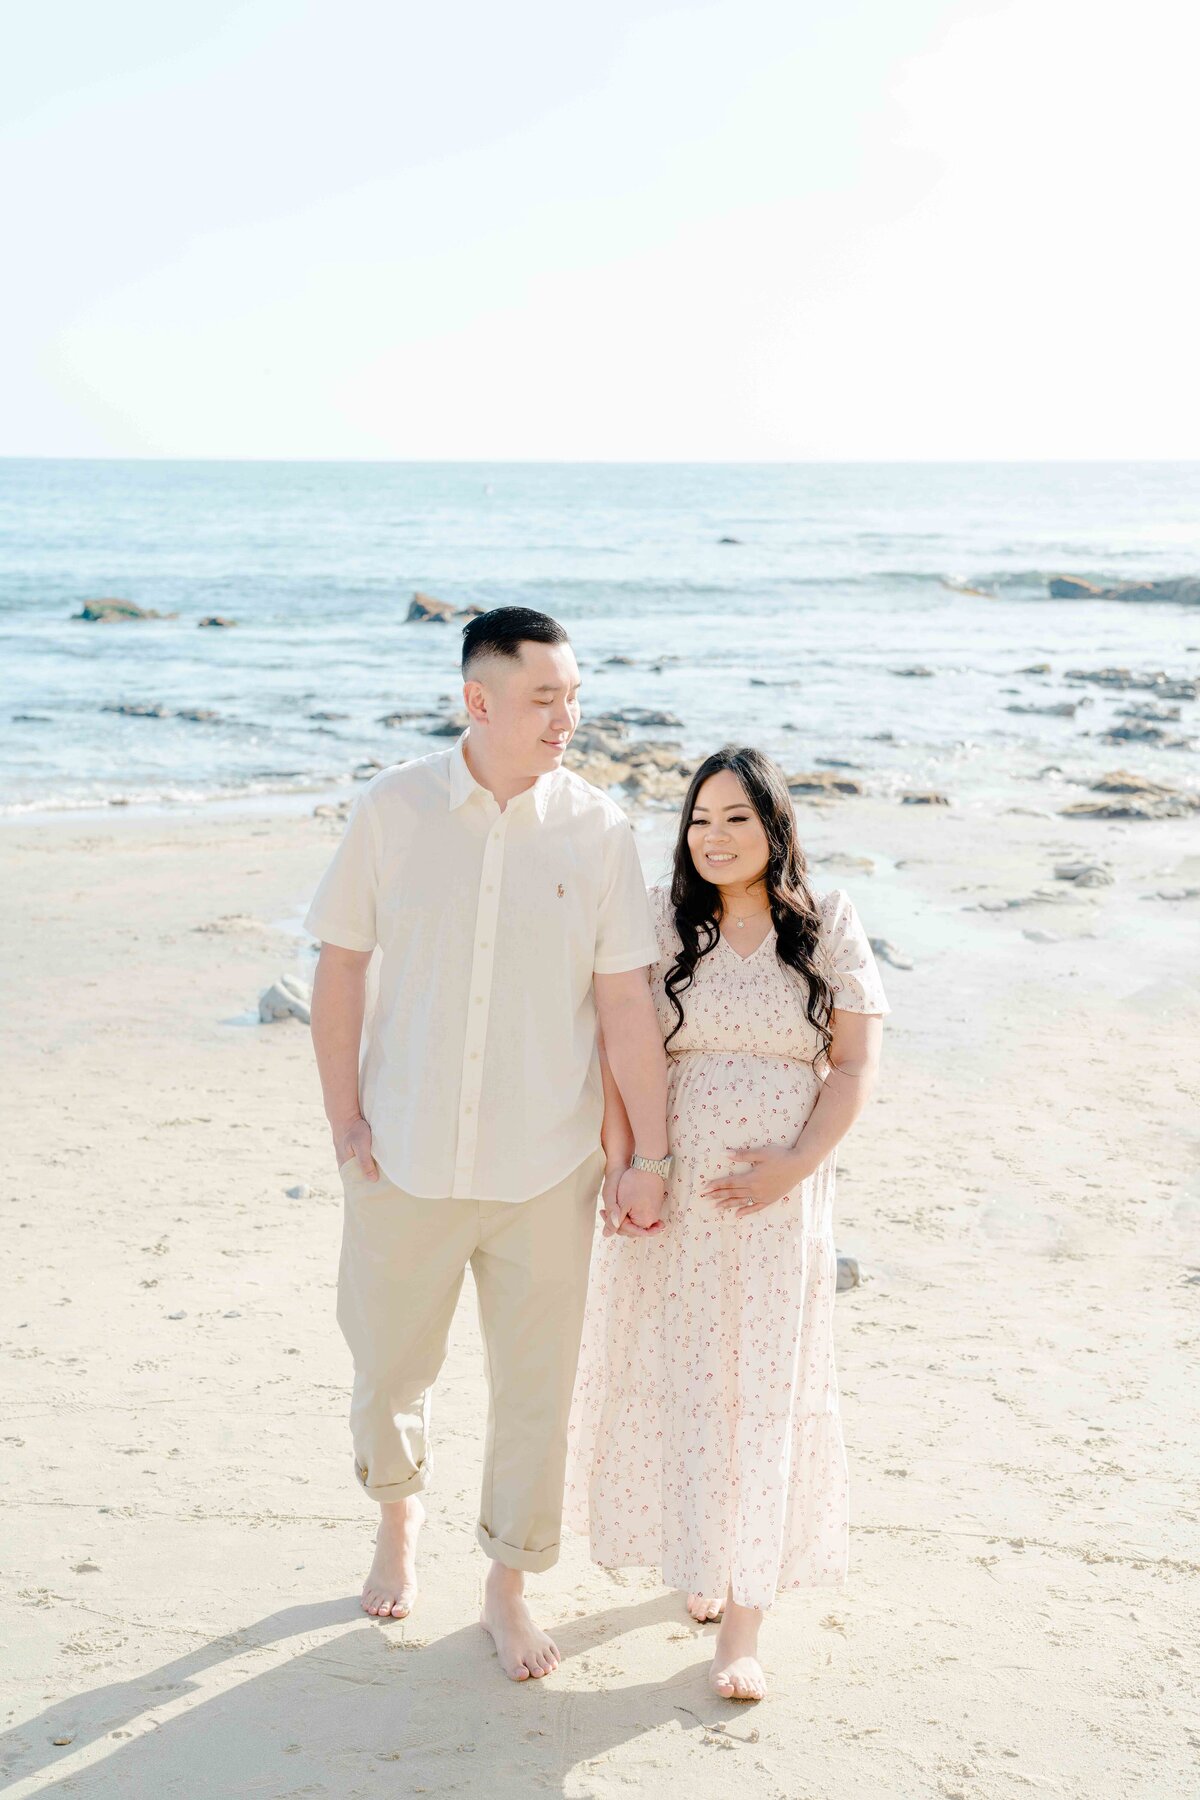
[1,459,1197,817]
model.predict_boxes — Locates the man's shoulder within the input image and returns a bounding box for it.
[552,764,636,832]
[358,746,453,812]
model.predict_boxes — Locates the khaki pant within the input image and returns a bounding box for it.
[335,1145,606,1574]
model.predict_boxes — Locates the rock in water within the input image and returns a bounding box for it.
[74,597,173,622]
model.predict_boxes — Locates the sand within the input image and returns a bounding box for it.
[1,785,1197,1799]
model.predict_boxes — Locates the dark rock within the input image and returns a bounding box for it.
[1016,662,1052,674]
[889,665,935,678]
[1115,701,1181,722]
[1100,721,1193,747]
[604,654,636,666]
[424,713,470,736]
[786,770,864,796]
[718,536,743,545]
[197,615,236,627]
[900,790,950,805]
[101,701,171,718]
[1006,701,1082,716]
[74,598,173,622]
[1064,667,1198,700]
[1060,769,1200,821]
[591,707,683,730]
[406,592,456,622]
[176,708,219,723]
[378,710,432,727]
[309,710,349,721]
[1051,576,1200,606]
[1048,576,1106,599]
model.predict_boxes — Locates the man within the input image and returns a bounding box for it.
[303,605,670,1683]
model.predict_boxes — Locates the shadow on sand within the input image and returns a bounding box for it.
[4,1590,729,1795]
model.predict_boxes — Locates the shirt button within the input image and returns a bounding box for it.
[470,1051,479,1060]
[474,996,483,1005]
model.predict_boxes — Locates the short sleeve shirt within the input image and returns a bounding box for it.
[302,730,659,1201]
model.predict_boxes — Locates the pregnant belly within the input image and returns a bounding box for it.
[667,1050,823,1178]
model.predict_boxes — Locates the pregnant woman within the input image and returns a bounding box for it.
[565,745,891,1702]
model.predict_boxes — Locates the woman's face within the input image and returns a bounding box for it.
[686,769,770,893]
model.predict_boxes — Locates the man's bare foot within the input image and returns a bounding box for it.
[480,1564,560,1682]
[362,1494,424,1618]
[710,1593,766,1701]
[686,1592,725,1623]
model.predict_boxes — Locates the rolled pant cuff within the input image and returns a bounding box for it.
[356,1461,427,1505]
[476,1520,560,1574]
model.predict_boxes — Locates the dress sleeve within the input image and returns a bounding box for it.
[302,787,381,952]
[592,818,659,975]
[817,887,891,1015]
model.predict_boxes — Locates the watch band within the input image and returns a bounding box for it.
[631,1150,673,1180]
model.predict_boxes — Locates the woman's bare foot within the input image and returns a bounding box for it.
[686,1592,725,1623]
[710,1592,766,1701]
[480,1563,560,1682]
[362,1494,424,1618]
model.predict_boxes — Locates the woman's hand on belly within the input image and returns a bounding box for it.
[701,1141,814,1216]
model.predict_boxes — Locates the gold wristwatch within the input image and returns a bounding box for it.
[630,1151,673,1179]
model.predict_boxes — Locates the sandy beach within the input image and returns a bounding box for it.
[2,781,1198,1799]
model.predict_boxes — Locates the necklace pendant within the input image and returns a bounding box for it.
[735,917,745,928]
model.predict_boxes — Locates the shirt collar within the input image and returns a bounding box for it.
[447,729,554,823]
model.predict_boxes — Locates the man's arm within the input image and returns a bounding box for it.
[593,967,669,1229]
[309,942,380,1179]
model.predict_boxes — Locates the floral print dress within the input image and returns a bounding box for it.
[565,883,892,1610]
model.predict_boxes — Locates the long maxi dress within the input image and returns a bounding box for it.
[564,882,892,1610]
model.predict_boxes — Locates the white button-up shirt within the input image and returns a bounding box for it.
[303,730,659,1201]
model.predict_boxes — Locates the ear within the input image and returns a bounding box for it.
[463,677,489,725]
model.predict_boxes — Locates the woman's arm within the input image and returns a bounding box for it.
[787,1009,884,1174]
[597,1016,636,1173]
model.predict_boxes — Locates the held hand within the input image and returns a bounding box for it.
[601,1164,666,1238]
[600,1163,627,1238]
[334,1116,380,1183]
[618,1165,667,1233]
[702,1143,809,1216]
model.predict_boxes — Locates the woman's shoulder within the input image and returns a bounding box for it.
[646,882,680,952]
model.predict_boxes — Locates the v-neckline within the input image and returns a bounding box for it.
[718,925,774,964]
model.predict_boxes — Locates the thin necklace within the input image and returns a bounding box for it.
[723,902,771,931]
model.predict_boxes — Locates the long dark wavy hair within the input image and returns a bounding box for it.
[662,746,836,1070]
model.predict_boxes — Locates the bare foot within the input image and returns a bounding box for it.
[361,1494,424,1618]
[710,1594,766,1702]
[480,1565,560,1682]
[686,1592,725,1623]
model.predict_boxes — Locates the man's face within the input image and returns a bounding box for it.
[464,639,582,774]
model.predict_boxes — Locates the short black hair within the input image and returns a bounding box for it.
[461,605,570,677]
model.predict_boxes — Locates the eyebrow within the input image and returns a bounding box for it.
[690,802,751,814]
[533,681,581,693]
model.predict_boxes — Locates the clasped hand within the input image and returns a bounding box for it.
[601,1164,666,1239]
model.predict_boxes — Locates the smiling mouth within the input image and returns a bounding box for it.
[705,851,736,863]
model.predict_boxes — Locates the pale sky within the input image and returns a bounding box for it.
[2,0,1196,461]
